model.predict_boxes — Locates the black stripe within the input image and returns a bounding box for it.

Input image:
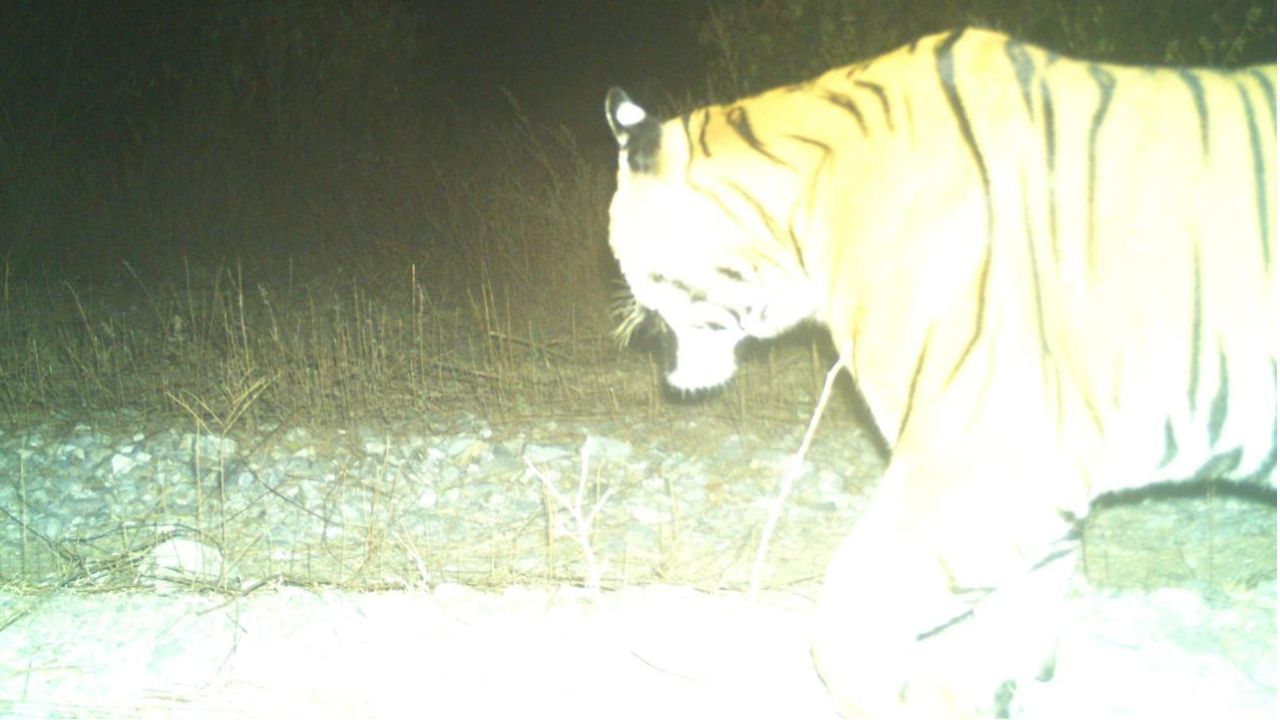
[689,180,743,224]
[1158,418,1178,468]
[1190,447,1242,481]
[1085,64,1116,273]
[854,81,893,130]
[678,114,696,168]
[678,115,698,179]
[1247,68,1275,127]
[1022,170,1065,435]
[785,226,808,274]
[947,244,992,383]
[724,305,743,326]
[723,179,795,264]
[935,30,994,247]
[1040,80,1061,264]
[1176,70,1209,157]
[1206,349,1230,446]
[786,134,833,158]
[1023,174,1050,358]
[897,326,934,443]
[715,266,746,282]
[1005,39,1036,120]
[1236,79,1272,269]
[936,32,993,392]
[916,608,975,642]
[787,132,834,201]
[820,91,867,134]
[1081,389,1105,434]
[692,112,711,158]
[667,277,706,302]
[789,134,830,274]
[726,106,792,167]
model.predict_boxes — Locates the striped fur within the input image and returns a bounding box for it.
[606,28,1276,718]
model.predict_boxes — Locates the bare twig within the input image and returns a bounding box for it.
[527,438,616,592]
[749,355,850,601]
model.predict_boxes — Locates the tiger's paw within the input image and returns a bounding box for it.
[813,592,1064,719]
[811,508,1077,718]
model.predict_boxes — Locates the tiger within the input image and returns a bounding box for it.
[604,27,1276,719]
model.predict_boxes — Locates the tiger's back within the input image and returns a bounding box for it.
[606,28,1276,718]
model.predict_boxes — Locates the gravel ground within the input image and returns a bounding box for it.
[0,414,1274,718]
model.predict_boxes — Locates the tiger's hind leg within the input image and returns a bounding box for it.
[812,449,1084,719]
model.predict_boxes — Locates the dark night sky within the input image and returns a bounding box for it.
[5,1,703,143]
[427,1,702,131]
[432,2,697,86]
[0,0,710,263]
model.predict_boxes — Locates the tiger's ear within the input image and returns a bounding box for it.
[605,87,662,174]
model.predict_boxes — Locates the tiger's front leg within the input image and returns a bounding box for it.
[812,451,1082,719]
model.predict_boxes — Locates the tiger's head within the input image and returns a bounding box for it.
[604,88,820,391]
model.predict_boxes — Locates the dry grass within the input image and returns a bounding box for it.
[0,255,841,429]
